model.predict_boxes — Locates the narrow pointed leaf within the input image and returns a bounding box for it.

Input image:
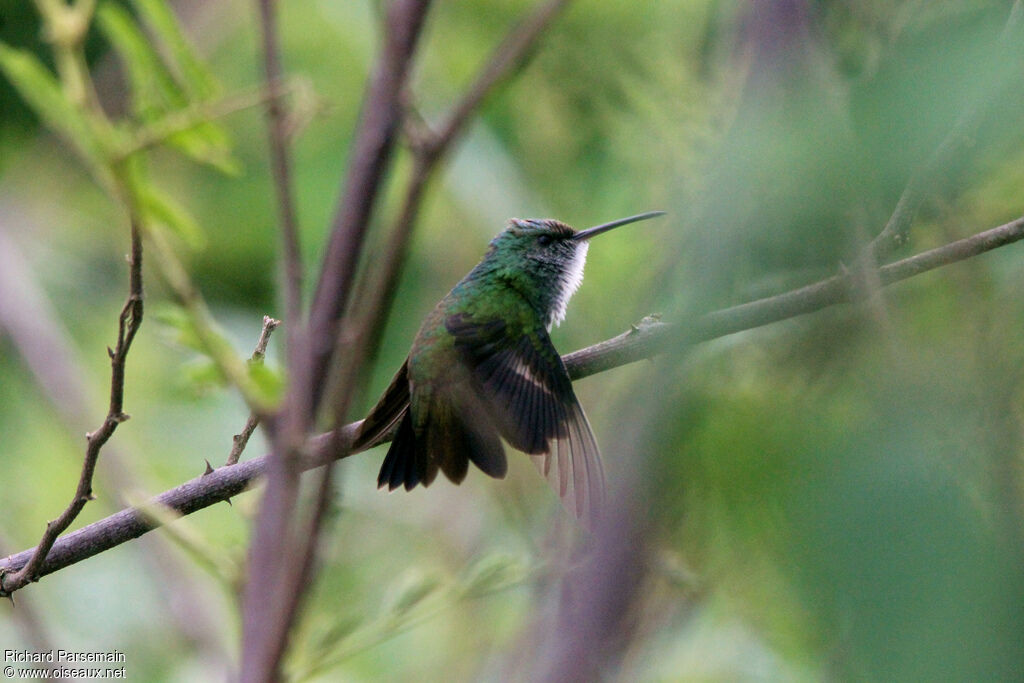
[138,184,206,249]
[97,2,184,119]
[0,43,107,168]
[132,0,219,100]
[99,2,239,173]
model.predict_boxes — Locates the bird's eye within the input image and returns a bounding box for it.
[537,234,553,246]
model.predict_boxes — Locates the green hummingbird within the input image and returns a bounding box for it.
[354,211,665,525]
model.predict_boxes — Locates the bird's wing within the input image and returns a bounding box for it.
[364,358,506,491]
[353,359,411,451]
[445,311,605,526]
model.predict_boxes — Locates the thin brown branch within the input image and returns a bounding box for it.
[306,0,434,413]
[868,1,1024,257]
[226,315,280,466]
[240,2,316,679]
[422,0,570,161]
[241,3,434,680]
[1,216,143,597]
[0,220,228,649]
[257,0,303,335]
[273,2,572,656]
[117,81,303,160]
[348,0,572,394]
[3,214,1023,591]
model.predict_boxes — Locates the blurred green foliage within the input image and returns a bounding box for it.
[2,0,1024,680]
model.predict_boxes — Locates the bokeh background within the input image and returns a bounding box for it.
[2,0,1024,680]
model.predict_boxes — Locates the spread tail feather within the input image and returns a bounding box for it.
[378,393,507,491]
[354,360,411,451]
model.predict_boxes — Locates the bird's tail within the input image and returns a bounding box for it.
[377,393,508,491]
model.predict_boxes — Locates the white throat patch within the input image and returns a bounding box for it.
[547,242,588,330]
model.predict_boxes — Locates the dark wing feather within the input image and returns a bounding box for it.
[420,392,506,484]
[376,383,506,491]
[445,312,605,526]
[378,411,416,490]
[354,360,411,451]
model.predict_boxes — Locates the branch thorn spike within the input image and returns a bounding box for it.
[203,460,215,476]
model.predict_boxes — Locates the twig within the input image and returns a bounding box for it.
[0,216,144,597]
[257,0,303,336]
[867,0,1024,258]
[266,0,572,665]
[242,2,436,680]
[19,0,274,419]
[305,0,434,413]
[347,0,572,392]
[226,315,280,466]
[3,213,1023,590]
[240,2,320,679]
[0,219,227,649]
[117,81,304,159]
[421,0,570,162]
[240,0,572,670]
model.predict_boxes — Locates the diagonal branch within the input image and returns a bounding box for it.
[238,4,570,677]
[1,216,144,597]
[257,0,303,331]
[418,0,571,162]
[242,2,434,681]
[2,214,1023,591]
[347,0,572,394]
[868,0,1024,257]
[306,0,434,413]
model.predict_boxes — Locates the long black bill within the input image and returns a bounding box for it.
[571,210,666,241]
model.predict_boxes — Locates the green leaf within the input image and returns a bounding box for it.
[183,358,228,395]
[0,43,106,167]
[308,614,363,657]
[132,0,220,100]
[385,570,443,617]
[99,2,239,174]
[154,304,205,353]
[247,362,284,406]
[458,553,527,599]
[166,123,241,175]
[97,2,185,120]
[138,184,206,250]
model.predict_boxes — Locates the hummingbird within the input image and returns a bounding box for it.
[354,211,665,525]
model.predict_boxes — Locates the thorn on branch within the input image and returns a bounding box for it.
[632,314,663,334]
[203,460,215,476]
